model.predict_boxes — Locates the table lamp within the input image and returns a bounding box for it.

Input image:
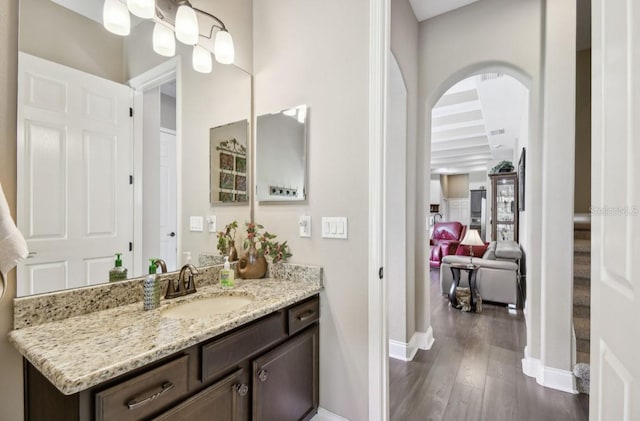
[461,229,484,265]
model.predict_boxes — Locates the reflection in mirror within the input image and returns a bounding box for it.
[256,105,309,202]
[16,0,252,296]
[210,120,249,204]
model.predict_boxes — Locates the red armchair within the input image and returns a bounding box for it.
[429,222,466,268]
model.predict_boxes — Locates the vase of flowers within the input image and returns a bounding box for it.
[217,221,239,262]
[237,222,292,279]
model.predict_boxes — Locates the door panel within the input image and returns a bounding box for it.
[592,0,640,418]
[17,52,133,295]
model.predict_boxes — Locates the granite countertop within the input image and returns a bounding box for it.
[9,276,322,395]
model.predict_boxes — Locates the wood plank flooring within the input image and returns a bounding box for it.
[389,269,589,421]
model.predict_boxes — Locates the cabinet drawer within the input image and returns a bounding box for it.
[95,355,189,421]
[202,311,286,382]
[288,296,319,335]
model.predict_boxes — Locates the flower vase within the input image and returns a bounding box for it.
[228,241,238,262]
[237,244,267,279]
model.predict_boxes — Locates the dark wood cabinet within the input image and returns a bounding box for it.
[252,325,319,421]
[489,172,519,242]
[24,295,320,421]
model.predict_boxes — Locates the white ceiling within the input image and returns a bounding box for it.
[431,74,528,174]
[409,0,480,22]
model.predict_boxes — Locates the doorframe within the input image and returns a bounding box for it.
[129,57,182,276]
[368,0,389,419]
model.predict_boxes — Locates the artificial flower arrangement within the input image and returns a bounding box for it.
[216,220,239,259]
[243,222,292,263]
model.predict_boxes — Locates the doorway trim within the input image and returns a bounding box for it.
[129,57,182,276]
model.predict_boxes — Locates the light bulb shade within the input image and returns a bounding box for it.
[175,5,199,45]
[153,23,175,57]
[461,229,484,247]
[192,45,212,73]
[127,0,155,19]
[103,0,131,36]
[214,30,235,64]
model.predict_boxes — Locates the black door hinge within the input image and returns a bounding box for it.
[129,175,134,185]
[129,242,133,252]
[379,267,384,279]
[129,107,133,117]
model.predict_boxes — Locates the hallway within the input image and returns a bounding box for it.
[389,270,589,420]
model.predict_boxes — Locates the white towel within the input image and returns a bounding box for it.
[0,182,28,299]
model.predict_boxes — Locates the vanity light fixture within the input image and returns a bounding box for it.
[102,0,235,73]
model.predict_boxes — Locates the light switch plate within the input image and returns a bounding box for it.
[189,216,204,232]
[321,217,348,239]
[299,216,311,237]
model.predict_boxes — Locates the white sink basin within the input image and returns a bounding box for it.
[161,295,254,320]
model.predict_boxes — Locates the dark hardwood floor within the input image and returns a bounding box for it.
[389,269,589,421]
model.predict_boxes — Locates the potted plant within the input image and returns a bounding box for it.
[217,220,239,261]
[238,222,292,279]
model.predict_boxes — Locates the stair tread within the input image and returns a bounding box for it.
[574,238,591,252]
[577,351,590,364]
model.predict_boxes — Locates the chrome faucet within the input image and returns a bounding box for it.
[165,264,199,299]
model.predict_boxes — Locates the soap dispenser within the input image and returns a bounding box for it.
[109,253,128,282]
[143,259,160,310]
[220,256,235,289]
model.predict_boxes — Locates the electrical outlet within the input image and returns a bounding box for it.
[299,216,311,237]
[206,216,217,233]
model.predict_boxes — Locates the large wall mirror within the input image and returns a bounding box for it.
[16,0,252,296]
[256,105,309,202]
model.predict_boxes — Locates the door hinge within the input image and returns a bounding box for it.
[129,242,133,252]
[129,107,133,117]
[129,175,134,185]
[379,267,383,279]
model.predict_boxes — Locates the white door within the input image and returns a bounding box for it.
[159,129,177,271]
[17,53,133,296]
[591,1,640,419]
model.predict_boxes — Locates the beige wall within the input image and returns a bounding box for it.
[253,0,370,418]
[389,0,419,346]
[19,0,125,83]
[446,174,469,198]
[574,49,591,214]
[0,0,23,418]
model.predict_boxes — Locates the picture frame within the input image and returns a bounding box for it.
[518,147,526,211]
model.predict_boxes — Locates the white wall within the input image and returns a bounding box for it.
[418,0,545,373]
[390,0,420,348]
[142,87,162,266]
[0,1,22,418]
[253,0,370,418]
[387,54,409,346]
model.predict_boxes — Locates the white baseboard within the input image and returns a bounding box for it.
[522,355,578,394]
[312,407,350,421]
[389,328,434,362]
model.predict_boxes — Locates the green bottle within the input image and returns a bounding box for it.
[109,253,128,282]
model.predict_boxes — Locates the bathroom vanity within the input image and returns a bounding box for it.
[10,264,322,421]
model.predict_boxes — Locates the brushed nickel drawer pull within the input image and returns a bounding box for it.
[258,369,269,382]
[126,382,174,410]
[297,310,316,322]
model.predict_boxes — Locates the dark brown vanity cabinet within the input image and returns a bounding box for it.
[24,295,320,421]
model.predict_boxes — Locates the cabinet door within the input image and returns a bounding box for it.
[252,325,319,421]
[154,369,247,421]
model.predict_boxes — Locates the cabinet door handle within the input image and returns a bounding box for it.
[235,383,249,396]
[126,382,174,410]
[257,369,269,382]
[297,310,316,322]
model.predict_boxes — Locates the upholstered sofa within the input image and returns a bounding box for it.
[440,240,522,306]
[429,222,466,268]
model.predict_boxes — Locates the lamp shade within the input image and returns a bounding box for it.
[153,22,175,57]
[103,0,131,36]
[214,29,235,64]
[127,0,155,19]
[461,229,484,247]
[175,5,199,45]
[192,45,212,73]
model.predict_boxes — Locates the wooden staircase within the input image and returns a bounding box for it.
[573,221,591,391]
